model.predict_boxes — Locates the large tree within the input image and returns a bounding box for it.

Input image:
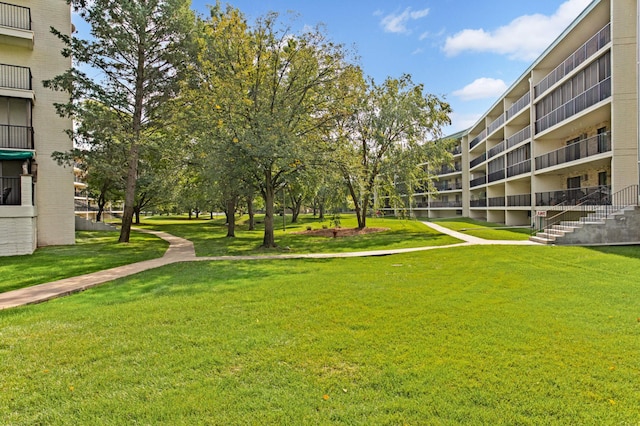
[46,0,195,242]
[190,6,357,248]
[333,74,453,229]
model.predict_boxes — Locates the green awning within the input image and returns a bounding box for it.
[0,150,34,160]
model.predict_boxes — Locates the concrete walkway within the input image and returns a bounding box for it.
[0,224,537,310]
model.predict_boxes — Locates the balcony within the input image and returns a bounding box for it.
[507,193,532,207]
[470,199,487,208]
[470,152,486,168]
[469,129,487,149]
[487,141,505,159]
[535,77,611,135]
[507,160,531,178]
[437,163,462,175]
[506,92,530,120]
[488,197,505,207]
[470,175,486,188]
[487,170,505,183]
[0,124,33,149]
[0,176,20,205]
[0,3,33,49]
[433,181,462,192]
[0,63,32,97]
[430,201,462,208]
[534,23,610,98]
[536,185,611,207]
[535,132,611,170]
[506,126,531,149]
[488,113,505,135]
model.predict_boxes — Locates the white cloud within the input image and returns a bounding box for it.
[380,7,430,34]
[443,0,592,61]
[453,78,508,101]
[446,112,483,134]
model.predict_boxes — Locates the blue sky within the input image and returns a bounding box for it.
[73,0,593,135]
[188,0,593,135]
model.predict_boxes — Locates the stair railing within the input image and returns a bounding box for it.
[538,184,639,233]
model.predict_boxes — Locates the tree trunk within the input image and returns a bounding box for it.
[319,202,325,221]
[96,192,106,222]
[346,179,365,229]
[119,143,139,242]
[247,195,255,231]
[262,170,277,248]
[134,206,141,224]
[290,194,303,223]
[226,197,236,238]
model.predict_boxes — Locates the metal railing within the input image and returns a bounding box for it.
[470,199,487,208]
[534,23,610,98]
[488,197,505,207]
[507,193,531,207]
[470,175,486,188]
[535,132,611,170]
[539,184,637,232]
[536,185,611,207]
[430,201,462,208]
[535,77,611,134]
[0,124,33,149]
[437,163,462,175]
[488,113,505,135]
[0,63,32,90]
[433,181,462,192]
[0,2,31,30]
[488,141,505,159]
[506,91,530,120]
[507,160,531,178]
[469,129,487,149]
[487,170,505,183]
[470,152,486,168]
[0,176,20,205]
[506,126,531,149]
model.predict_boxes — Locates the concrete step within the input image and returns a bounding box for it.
[529,235,554,244]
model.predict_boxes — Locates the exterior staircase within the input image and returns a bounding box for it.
[530,185,640,245]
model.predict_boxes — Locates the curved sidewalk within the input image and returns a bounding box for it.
[0,225,537,310]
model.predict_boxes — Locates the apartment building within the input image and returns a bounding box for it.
[0,1,74,255]
[412,0,637,231]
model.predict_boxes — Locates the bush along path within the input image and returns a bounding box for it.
[0,225,538,310]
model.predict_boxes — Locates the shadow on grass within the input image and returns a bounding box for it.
[588,245,640,261]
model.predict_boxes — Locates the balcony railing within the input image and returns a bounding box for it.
[507,159,531,178]
[433,181,462,192]
[535,77,611,134]
[0,63,32,90]
[488,113,505,135]
[0,2,31,30]
[488,197,505,207]
[506,126,531,149]
[469,129,487,149]
[487,170,505,183]
[488,141,505,159]
[0,124,33,149]
[535,132,611,170]
[470,152,486,168]
[0,176,20,205]
[507,193,532,207]
[430,201,462,208]
[470,175,486,188]
[506,91,530,120]
[470,199,487,208]
[536,185,611,207]
[534,23,611,98]
[437,163,462,175]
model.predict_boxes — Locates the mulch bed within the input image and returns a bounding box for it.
[293,227,389,238]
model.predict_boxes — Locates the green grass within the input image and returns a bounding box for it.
[0,231,168,293]
[138,214,461,256]
[2,244,640,424]
[432,217,532,240]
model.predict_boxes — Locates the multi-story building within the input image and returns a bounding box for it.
[413,0,638,236]
[0,1,74,255]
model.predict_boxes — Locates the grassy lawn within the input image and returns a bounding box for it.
[138,214,461,256]
[2,244,640,424]
[0,231,168,293]
[432,217,533,240]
